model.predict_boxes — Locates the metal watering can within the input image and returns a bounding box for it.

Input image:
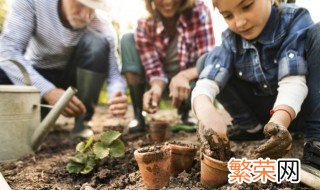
[0,59,77,162]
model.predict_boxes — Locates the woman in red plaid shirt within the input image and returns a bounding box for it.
[120,0,215,133]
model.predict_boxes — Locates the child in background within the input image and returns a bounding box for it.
[192,0,320,172]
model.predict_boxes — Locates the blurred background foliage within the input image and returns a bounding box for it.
[0,0,8,33]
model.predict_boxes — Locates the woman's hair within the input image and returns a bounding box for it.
[145,0,195,18]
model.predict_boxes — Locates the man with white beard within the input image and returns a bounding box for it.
[0,0,127,139]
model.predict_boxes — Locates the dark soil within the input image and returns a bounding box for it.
[167,141,197,149]
[0,105,313,189]
[136,145,163,154]
[135,145,170,164]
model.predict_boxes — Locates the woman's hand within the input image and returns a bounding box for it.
[108,91,128,117]
[143,79,166,114]
[169,71,191,108]
[43,88,86,117]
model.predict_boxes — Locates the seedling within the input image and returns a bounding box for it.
[66,131,125,174]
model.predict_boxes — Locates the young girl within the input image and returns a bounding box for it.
[192,0,320,170]
[121,0,215,133]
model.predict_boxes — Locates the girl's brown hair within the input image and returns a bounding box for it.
[145,0,195,18]
[212,0,281,8]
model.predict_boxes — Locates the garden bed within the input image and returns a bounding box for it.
[0,105,311,189]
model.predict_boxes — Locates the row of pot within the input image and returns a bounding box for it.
[134,142,229,189]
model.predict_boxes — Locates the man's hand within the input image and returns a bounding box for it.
[169,72,190,108]
[108,91,128,117]
[255,122,292,159]
[143,80,165,114]
[43,88,86,117]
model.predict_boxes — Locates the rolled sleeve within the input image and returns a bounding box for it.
[199,44,234,88]
[277,8,313,80]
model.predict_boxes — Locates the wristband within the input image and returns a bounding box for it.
[270,108,293,122]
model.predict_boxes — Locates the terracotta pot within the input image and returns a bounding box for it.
[134,146,171,189]
[200,153,228,189]
[148,120,170,143]
[168,142,197,176]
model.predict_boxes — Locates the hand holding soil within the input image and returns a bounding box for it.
[255,122,292,159]
[143,83,164,114]
[198,122,232,161]
[169,72,191,108]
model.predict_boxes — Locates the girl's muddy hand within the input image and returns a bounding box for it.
[198,122,214,157]
[255,122,292,159]
[198,122,231,161]
[209,133,230,161]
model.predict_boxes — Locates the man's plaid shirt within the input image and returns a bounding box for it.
[134,0,215,82]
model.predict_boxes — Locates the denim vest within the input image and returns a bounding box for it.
[200,4,314,95]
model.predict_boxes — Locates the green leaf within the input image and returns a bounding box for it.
[70,154,87,164]
[81,157,96,174]
[101,131,121,146]
[76,136,94,153]
[66,161,85,174]
[93,142,110,159]
[109,139,125,158]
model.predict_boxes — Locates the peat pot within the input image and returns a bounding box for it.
[0,59,76,162]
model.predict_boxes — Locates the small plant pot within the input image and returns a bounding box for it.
[148,120,170,143]
[134,145,171,189]
[168,142,197,176]
[200,152,228,189]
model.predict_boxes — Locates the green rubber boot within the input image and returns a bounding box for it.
[72,68,106,139]
[127,83,146,133]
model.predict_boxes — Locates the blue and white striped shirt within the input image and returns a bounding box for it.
[0,0,125,97]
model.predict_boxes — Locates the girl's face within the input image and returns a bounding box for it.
[154,0,182,18]
[214,0,272,40]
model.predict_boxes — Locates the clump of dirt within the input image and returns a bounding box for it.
[135,145,170,164]
[136,145,163,153]
[198,123,233,161]
[167,141,197,149]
